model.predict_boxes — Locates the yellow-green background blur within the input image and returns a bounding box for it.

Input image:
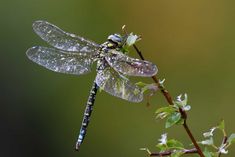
[1,0,235,157]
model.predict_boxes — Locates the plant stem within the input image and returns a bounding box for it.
[149,148,198,156]
[132,44,205,157]
[183,121,204,157]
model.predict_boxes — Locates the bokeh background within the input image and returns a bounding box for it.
[1,0,235,157]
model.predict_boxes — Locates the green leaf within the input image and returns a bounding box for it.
[203,147,212,157]
[119,46,129,54]
[175,118,184,125]
[212,152,218,157]
[228,133,235,144]
[156,112,169,120]
[218,120,225,131]
[165,112,181,128]
[156,107,176,120]
[156,143,167,151]
[156,106,176,114]
[167,139,184,150]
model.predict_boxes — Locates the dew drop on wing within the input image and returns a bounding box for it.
[80,46,89,52]
[66,66,71,71]
[55,67,59,72]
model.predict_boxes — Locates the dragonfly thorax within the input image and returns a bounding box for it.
[99,34,124,55]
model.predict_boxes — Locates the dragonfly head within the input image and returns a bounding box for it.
[107,34,123,47]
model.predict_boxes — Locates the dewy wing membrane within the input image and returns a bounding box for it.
[105,50,157,77]
[95,65,143,103]
[26,46,94,75]
[32,20,99,53]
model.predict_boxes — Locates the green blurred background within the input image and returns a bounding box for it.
[1,0,235,156]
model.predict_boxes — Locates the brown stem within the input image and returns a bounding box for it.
[132,44,205,157]
[183,121,204,156]
[150,148,198,156]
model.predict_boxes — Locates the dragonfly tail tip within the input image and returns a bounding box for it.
[75,142,81,151]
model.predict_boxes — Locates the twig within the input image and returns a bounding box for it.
[131,40,205,157]
[149,148,198,156]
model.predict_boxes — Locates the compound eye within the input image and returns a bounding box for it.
[108,34,122,45]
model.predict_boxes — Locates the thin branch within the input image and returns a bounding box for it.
[182,121,204,156]
[132,43,205,157]
[149,148,198,156]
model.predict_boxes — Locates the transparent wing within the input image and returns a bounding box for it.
[95,64,143,103]
[26,46,94,75]
[32,20,100,53]
[105,50,158,77]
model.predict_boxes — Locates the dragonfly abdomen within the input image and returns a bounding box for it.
[75,81,99,150]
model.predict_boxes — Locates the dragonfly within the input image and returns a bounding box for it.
[26,20,158,150]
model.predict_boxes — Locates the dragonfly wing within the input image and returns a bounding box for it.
[32,20,100,53]
[26,46,94,75]
[95,64,143,103]
[105,50,158,77]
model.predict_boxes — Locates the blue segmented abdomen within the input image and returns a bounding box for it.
[75,81,99,150]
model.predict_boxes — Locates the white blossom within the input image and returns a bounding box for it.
[218,144,228,154]
[177,94,182,102]
[126,33,139,46]
[159,79,165,85]
[182,105,191,111]
[203,127,217,137]
[158,133,167,145]
[201,137,214,145]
